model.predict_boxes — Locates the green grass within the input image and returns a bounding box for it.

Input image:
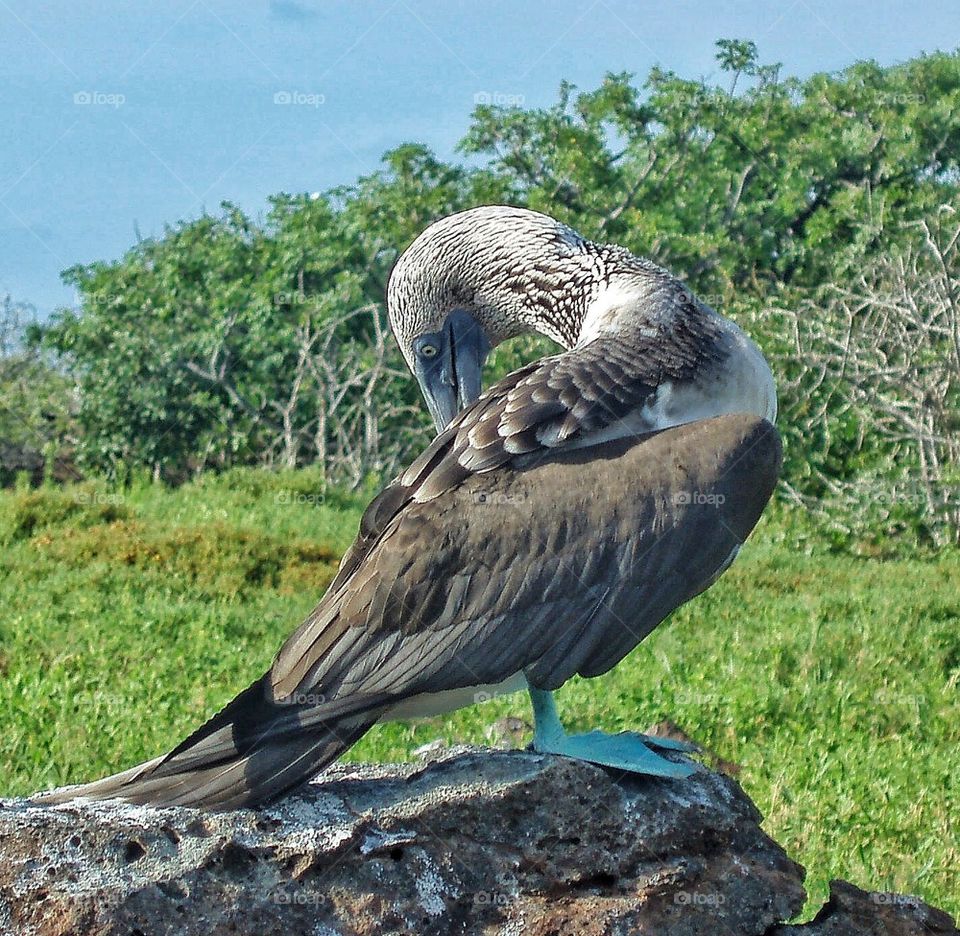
[0,472,957,919]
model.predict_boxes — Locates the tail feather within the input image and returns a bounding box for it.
[35,675,390,810]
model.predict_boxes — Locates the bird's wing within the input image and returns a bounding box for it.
[48,411,779,809]
[274,336,672,691]
[270,411,781,701]
[407,326,728,500]
[329,323,726,591]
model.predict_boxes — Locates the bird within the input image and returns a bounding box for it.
[37,205,780,810]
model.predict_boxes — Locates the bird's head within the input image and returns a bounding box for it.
[387,205,596,430]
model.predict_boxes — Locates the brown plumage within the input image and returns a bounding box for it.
[36,206,781,810]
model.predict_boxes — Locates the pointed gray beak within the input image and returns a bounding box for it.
[418,310,490,432]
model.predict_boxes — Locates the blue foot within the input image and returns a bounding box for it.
[633,732,699,753]
[534,727,696,778]
[527,687,696,779]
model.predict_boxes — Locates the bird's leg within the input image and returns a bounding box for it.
[527,687,696,778]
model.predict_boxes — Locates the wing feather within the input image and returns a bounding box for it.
[268,414,781,710]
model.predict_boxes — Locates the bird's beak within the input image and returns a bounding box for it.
[419,311,490,432]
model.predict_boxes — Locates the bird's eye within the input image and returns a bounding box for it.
[419,343,439,359]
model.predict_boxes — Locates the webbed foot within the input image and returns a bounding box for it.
[527,687,696,778]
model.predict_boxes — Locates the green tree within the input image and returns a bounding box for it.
[33,42,960,542]
[0,296,76,485]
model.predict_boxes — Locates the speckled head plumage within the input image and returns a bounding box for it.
[386,205,676,429]
[388,206,590,357]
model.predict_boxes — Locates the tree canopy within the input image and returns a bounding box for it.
[24,40,960,542]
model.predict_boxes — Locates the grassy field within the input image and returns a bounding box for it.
[0,470,957,919]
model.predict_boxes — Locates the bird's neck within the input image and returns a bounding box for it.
[519,284,595,350]
[515,244,671,351]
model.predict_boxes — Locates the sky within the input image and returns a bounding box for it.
[1,0,958,317]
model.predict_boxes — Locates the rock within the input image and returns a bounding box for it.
[484,716,530,748]
[644,720,743,777]
[0,746,954,936]
[769,879,960,936]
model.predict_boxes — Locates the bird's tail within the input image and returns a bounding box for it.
[34,675,391,810]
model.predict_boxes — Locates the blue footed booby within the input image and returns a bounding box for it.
[38,206,780,810]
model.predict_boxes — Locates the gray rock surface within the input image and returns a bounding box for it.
[0,746,954,936]
[769,880,959,936]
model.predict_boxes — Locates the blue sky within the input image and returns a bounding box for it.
[2,0,958,316]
